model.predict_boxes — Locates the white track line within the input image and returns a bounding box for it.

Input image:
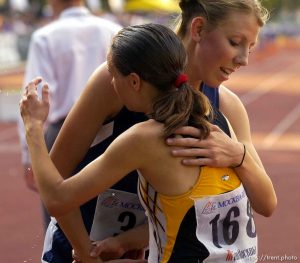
[238,58,300,148]
[0,142,20,153]
[262,102,300,149]
[0,126,18,141]
[240,61,300,106]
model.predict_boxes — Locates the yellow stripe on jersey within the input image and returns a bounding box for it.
[140,166,241,262]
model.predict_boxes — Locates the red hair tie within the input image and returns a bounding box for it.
[175,74,188,88]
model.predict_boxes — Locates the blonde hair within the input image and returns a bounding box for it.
[175,0,269,38]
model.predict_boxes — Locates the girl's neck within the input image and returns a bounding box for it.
[183,36,203,90]
[185,66,202,90]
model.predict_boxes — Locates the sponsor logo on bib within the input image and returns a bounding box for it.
[101,195,144,211]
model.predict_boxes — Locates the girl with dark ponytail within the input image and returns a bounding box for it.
[22,23,261,262]
[151,74,211,138]
[109,23,212,139]
[34,1,276,261]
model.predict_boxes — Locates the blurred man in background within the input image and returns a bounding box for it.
[17,0,120,244]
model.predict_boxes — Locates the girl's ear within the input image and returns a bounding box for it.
[190,16,206,42]
[129,73,141,91]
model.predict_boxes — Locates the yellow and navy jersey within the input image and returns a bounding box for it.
[69,85,227,228]
[138,167,241,263]
[136,83,239,262]
[42,84,231,262]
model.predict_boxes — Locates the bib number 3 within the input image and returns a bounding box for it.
[90,189,147,241]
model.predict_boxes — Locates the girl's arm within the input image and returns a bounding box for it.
[166,86,276,217]
[52,63,123,262]
[21,77,147,261]
[20,64,124,261]
[51,63,123,260]
[20,78,141,214]
[219,86,277,217]
[50,62,123,179]
[72,223,149,261]
[20,78,99,263]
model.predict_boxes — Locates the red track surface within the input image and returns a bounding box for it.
[0,46,299,262]
[225,47,300,261]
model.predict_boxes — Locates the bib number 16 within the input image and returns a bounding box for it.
[209,200,256,248]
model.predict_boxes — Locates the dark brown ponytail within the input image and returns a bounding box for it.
[150,81,211,138]
[111,23,212,138]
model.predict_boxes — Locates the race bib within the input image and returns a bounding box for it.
[90,189,147,241]
[195,184,257,262]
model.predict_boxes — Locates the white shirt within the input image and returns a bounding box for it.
[18,6,121,164]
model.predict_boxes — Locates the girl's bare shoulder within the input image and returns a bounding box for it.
[219,84,247,117]
[126,119,164,143]
[107,120,164,168]
[113,120,163,158]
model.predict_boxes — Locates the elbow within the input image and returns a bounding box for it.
[260,208,274,218]
[259,197,278,217]
[46,203,67,217]
[42,195,72,217]
[265,200,278,217]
